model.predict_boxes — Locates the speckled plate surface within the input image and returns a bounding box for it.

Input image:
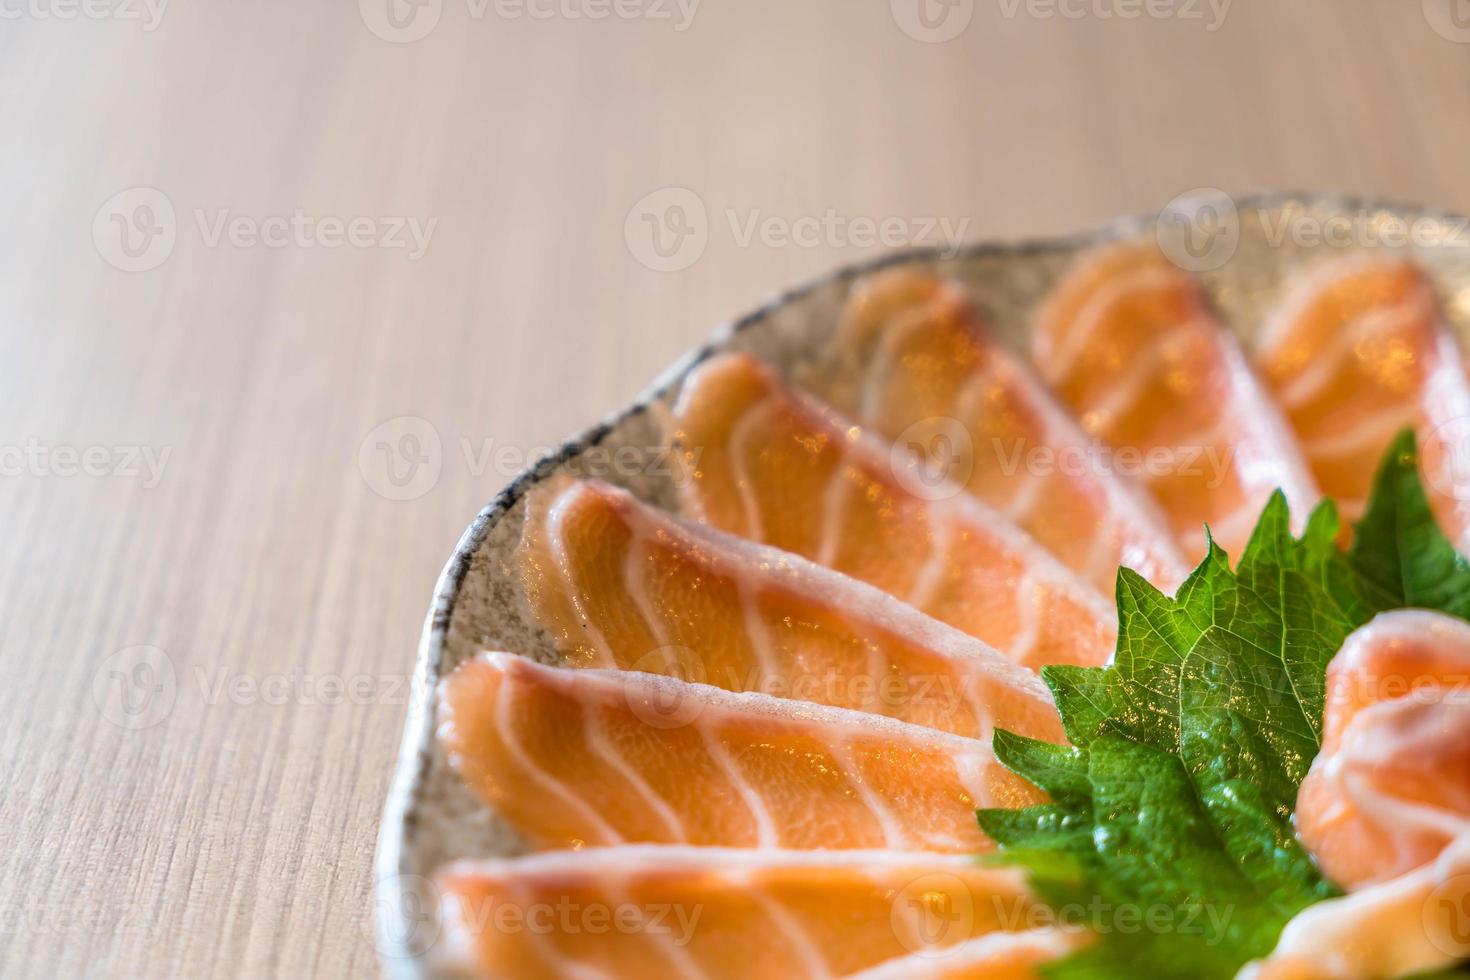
[374,192,1470,978]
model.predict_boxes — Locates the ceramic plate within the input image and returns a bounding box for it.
[373,191,1470,978]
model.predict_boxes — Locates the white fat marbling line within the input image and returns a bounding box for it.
[584,704,686,843]
[1299,405,1420,459]
[1069,318,1208,432]
[512,877,619,980]
[726,397,776,542]
[846,929,1085,980]
[492,662,623,845]
[546,488,619,668]
[1040,262,1184,384]
[697,723,778,849]
[1270,301,1424,410]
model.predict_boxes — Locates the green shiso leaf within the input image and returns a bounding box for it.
[979,432,1470,978]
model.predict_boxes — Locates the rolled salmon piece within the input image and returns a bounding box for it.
[815,268,1188,593]
[1255,258,1470,546]
[433,846,1048,979]
[1239,835,1470,980]
[671,352,1116,671]
[1295,609,1470,890]
[1030,243,1319,560]
[519,477,1064,740]
[1246,610,1470,979]
[438,653,1045,853]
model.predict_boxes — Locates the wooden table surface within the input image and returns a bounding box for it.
[3,1,1468,975]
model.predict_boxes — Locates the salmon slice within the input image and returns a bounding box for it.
[1030,243,1319,560]
[438,652,1042,853]
[1240,834,1470,980]
[848,929,1089,980]
[1295,609,1470,891]
[1255,258,1470,542]
[812,268,1188,593]
[519,477,1064,741]
[670,353,1116,670]
[433,846,1042,979]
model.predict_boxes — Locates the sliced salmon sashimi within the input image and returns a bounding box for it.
[812,268,1189,593]
[439,652,1044,854]
[1255,258,1470,544]
[672,352,1117,670]
[434,846,1049,979]
[1031,244,1319,560]
[519,477,1063,740]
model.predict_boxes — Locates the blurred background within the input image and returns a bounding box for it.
[2,1,1468,976]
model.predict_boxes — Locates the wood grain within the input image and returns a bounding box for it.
[2,2,1468,976]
